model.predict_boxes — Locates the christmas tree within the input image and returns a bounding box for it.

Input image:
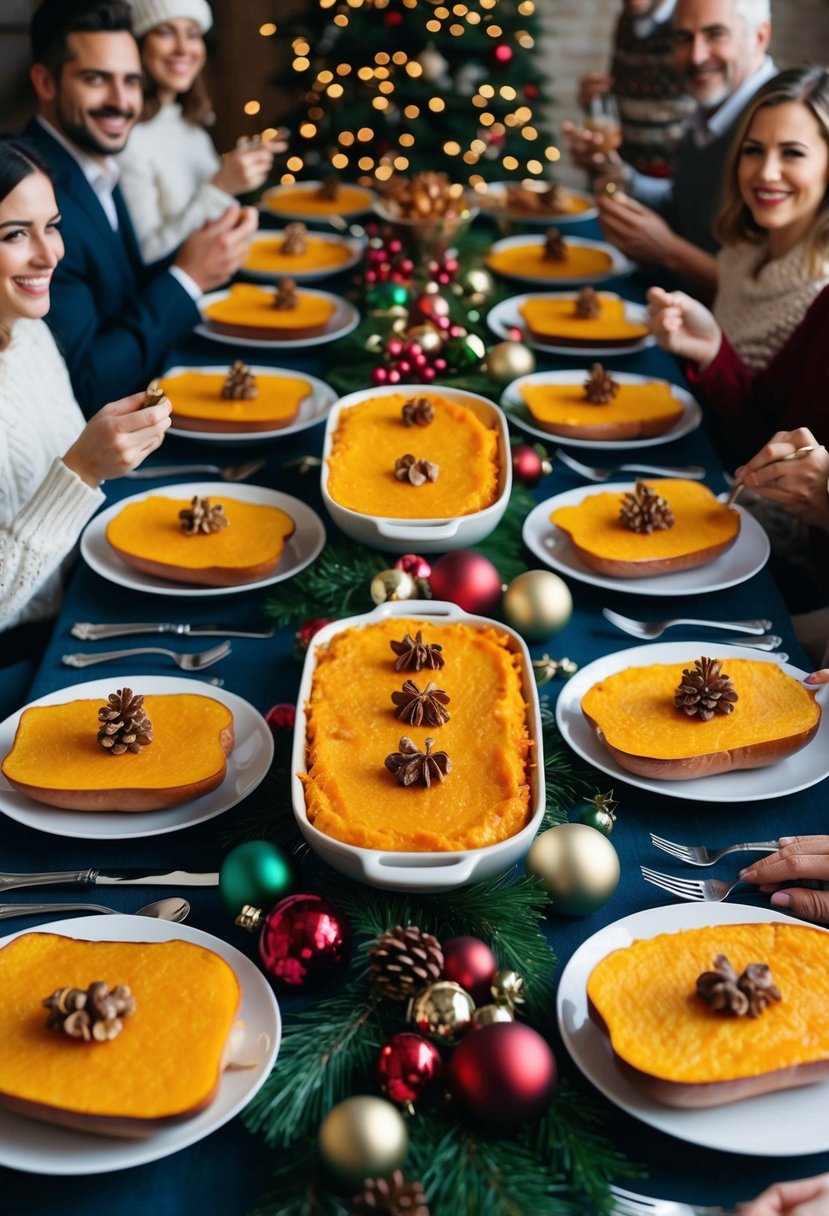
[270,0,556,189]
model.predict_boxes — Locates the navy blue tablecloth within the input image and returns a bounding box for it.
[2,239,827,1214]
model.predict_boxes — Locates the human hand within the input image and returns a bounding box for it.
[646,285,721,368]
[62,391,172,487]
[733,429,829,531]
[560,119,610,173]
[739,837,829,924]
[212,137,284,195]
[738,1172,829,1214]
[597,192,674,264]
[805,669,829,686]
[174,203,259,292]
[578,71,613,110]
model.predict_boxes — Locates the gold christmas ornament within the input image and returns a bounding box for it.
[405,323,443,353]
[472,1002,514,1027]
[532,654,579,686]
[502,570,573,641]
[484,340,536,385]
[364,333,385,354]
[453,266,495,307]
[318,1095,408,1187]
[408,979,475,1042]
[490,968,526,1011]
[526,823,620,916]
[370,569,418,605]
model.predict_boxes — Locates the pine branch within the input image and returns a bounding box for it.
[264,541,381,629]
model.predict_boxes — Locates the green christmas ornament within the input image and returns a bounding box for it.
[366,282,410,311]
[219,840,294,917]
[577,790,618,836]
[443,332,486,371]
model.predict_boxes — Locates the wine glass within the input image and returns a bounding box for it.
[585,93,622,156]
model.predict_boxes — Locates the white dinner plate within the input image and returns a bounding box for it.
[557,902,829,1156]
[487,291,655,356]
[477,179,598,225]
[163,365,337,443]
[555,641,829,803]
[522,484,769,597]
[240,230,365,283]
[260,180,375,220]
[486,235,632,287]
[81,482,326,599]
[500,370,702,450]
[0,914,280,1174]
[0,675,274,839]
[195,288,360,350]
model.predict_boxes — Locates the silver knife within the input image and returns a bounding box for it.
[72,622,274,640]
[0,869,219,894]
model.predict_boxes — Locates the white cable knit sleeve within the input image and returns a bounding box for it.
[0,458,104,630]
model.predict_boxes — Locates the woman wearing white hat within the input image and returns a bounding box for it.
[119,0,282,262]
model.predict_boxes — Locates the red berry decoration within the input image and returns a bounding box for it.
[265,703,296,733]
[449,1022,557,1129]
[259,894,351,989]
[395,553,432,581]
[442,936,498,1005]
[377,1032,443,1109]
[511,445,552,488]
[429,550,503,616]
[494,43,513,65]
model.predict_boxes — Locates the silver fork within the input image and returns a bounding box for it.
[554,448,706,482]
[610,1184,733,1216]
[650,833,780,867]
[61,641,231,671]
[126,457,266,482]
[602,607,771,639]
[640,866,744,903]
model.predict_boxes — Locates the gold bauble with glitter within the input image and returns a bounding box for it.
[484,340,536,385]
[502,570,572,641]
[455,266,495,306]
[370,569,418,605]
[472,1003,514,1027]
[318,1095,408,1186]
[404,323,443,353]
[526,823,620,916]
[409,980,475,1042]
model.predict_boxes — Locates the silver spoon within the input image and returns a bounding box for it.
[0,896,190,921]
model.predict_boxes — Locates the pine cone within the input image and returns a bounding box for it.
[97,688,153,755]
[281,221,308,255]
[352,1171,430,1216]
[179,496,229,535]
[401,397,435,427]
[696,954,781,1018]
[583,362,619,404]
[315,174,340,201]
[274,277,298,310]
[369,925,444,1002]
[573,286,600,318]
[221,361,258,400]
[543,227,567,262]
[674,657,738,722]
[619,480,674,533]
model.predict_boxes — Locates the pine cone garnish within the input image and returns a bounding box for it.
[369,926,444,1002]
[97,687,153,755]
[574,286,601,318]
[394,454,439,485]
[353,1170,430,1216]
[696,954,781,1018]
[274,277,298,310]
[543,227,567,262]
[179,495,229,535]
[280,221,308,255]
[401,397,435,427]
[315,174,340,201]
[392,679,451,727]
[504,184,563,215]
[390,630,445,672]
[141,380,165,409]
[583,362,619,404]
[385,736,451,787]
[674,657,738,721]
[619,480,675,533]
[43,981,137,1042]
[221,360,258,400]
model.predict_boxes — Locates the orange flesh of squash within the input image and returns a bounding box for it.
[264,185,372,216]
[204,284,336,332]
[301,619,532,851]
[519,294,649,341]
[521,381,683,432]
[244,235,351,273]
[486,244,613,278]
[587,923,829,1084]
[163,370,310,425]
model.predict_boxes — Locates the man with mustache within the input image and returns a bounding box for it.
[23,0,257,413]
[565,0,776,295]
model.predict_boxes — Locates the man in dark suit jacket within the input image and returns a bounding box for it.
[24,0,257,414]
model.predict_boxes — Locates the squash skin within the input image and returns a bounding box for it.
[520,382,683,442]
[587,923,829,1108]
[1,695,235,811]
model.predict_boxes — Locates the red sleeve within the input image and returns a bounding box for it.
[685,333,755,421]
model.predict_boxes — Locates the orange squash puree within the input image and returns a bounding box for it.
[204,284,336,332]
[326,393,500,518]
[263,184,373,216]
[519,294,649,342]
[487,243,612,279]
[301,619,532,851]
[244,234,351,274]
[521,381,682,434]
[162,370,310,427]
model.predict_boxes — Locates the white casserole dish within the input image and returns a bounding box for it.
[320,383,512,553]
[291,600,545,891]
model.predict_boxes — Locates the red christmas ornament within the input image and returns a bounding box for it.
[259,894,351,989]
[377,1032,443,1109]
[265,703,296,733]
[494,43,513,65]
[511,445,552,487]
[295,617,332,652]
[449,1022,557,1129]
[429,550,503,616]
[442,936,498,1005]
[395,553,432,580]
[506,325,525,342]
[385,8,403,23]
[524,83,539,99]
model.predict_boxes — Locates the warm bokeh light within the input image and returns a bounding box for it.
[243,100,261,115]
[259,22,276,36]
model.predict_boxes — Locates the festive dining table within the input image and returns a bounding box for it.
[2,213,828,1215]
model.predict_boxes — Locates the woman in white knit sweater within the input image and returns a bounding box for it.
[119,0,281,263]
[0,140,171,638]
